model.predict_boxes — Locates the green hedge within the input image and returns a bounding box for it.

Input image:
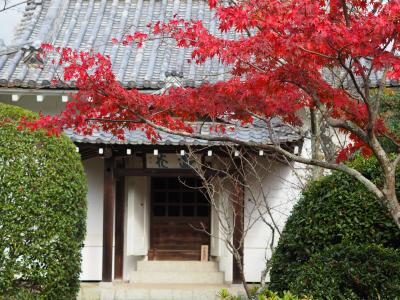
[269,156,400,293]
[0,103,87,299]
[217,288,310,300]
[290,244,400,300]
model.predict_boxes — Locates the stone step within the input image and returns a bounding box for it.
[137,260,219,272]
[78,283,246,300]
[129,271,225,285]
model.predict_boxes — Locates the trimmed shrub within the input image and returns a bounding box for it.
[269,156,400,293]
[0,103,87,299]
[217,287,310,300]
[290,244,400,300]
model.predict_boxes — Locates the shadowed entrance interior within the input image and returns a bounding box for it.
[149,177,211,260]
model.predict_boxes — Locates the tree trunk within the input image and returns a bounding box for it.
[369,136,400,229]
[383,165,400,229]
[232,250,251,298]
[310,109,324,179]
[385,192,400,229]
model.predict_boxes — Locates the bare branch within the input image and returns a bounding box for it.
[0,0,27,13]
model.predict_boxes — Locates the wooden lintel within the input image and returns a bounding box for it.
[116,168,198,177]
[115,167,221,178]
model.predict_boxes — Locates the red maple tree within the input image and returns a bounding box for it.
[27,0,400,227]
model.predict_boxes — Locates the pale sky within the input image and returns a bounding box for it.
[0,0,24,45]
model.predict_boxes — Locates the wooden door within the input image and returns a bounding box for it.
[150,177,210,260]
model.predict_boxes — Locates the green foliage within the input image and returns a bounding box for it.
[0,103,87,299]
[269,156,400,293]
[380,89,400,153]
[290,244,400,300]
[217,287,310,300]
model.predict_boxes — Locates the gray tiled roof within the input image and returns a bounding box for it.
[65,119,302,145]
[0,0,302,146]
[322,68,400,89]
[0,0,395,90]
[0,0,235,89]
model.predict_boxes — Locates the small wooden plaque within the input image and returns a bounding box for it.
[201,245,209,261]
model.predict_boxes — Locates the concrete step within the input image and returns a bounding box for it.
[129,271,225,285]
[78,282,246,300]
[137,261,219,272]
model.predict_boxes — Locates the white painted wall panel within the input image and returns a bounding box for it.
[213,181,234,283]
[81,246,102,281]
[243,248,273,282]
[0,94,66,115]
[243,160,305,282]
[126,176,150,256]
[80,158,104,281]
[124,175,150,279]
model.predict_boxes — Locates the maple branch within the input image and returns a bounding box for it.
[284,79,369,145]
[337,54,367,102]
[85,118,141,123]
[297,46,336,59]
[382,132,400,149]
[340,0,351,27]
[132,113,385,203]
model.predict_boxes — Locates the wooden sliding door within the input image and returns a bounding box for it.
[150,177,210,260]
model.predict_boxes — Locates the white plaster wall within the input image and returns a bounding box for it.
[0,93,67,115]
[218,241,234,283]
[209,159,304,283]
[124,175,150,279]
[80,158,104,281]
[213,182,234,283]
[242,159,306,282]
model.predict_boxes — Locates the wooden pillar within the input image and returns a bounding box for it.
[114,167,125,280]
[232,181,244,284]
[102,157,115,282]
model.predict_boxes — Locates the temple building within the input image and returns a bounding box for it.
[0,0,303,286]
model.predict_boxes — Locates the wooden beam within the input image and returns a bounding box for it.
[114,175,125,280]
[116,168,198,177]
[102,157,115,282]
[232,181,244,284]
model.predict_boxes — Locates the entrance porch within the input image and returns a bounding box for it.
[79,144,245,285]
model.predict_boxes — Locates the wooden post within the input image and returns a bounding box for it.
[232,181,244,284]
[102,156,115,282]
[114,165,125,280]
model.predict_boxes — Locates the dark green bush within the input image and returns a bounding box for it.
[217,287,311,300]
[269,156,400,293]
[0,103,87,299]
[290,244,400,300]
